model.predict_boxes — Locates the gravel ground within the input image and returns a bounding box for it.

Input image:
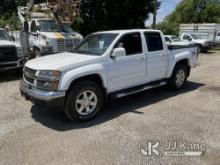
[0,51,220,165]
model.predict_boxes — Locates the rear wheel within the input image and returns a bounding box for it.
[64,81,104,121]
[169,64,188,90]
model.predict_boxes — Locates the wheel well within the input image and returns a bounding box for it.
[176,59,191,76]
[33,46,40,52]
[69,74,106,93]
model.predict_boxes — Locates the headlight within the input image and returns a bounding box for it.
[37,70,61,79]
[36,70,61,91]
[37,80,60,91]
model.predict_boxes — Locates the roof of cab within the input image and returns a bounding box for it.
[164,35,176,37]
[94,29,162,35]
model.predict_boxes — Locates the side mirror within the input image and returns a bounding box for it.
[23,21,29,33]
[111,48,126,58]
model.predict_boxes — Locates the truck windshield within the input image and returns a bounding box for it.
[171,36,181,42]
[0,30,11,41]
[38,20,60,32]
[58,24,74,33]
[74,33,118,55]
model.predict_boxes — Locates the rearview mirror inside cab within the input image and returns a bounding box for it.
[111,48,126,58]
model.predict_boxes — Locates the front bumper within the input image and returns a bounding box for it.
[0,58,25,71]
[20,80,66,109]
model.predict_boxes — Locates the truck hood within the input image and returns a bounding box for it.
[0,40,21,48]
[25,52,101,71]
[192,39,212,44]
[170,41,193,46]
[40,32,82,40]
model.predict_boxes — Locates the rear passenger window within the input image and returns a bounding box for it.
[115,33,142,55]
[144,32,163,52]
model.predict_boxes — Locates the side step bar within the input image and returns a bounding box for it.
[111,80,168,99]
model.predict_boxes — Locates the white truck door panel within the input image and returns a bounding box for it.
[29,21,38,50]
[108,54,146,91]
[144,32,168,81]
[108,33,146,92]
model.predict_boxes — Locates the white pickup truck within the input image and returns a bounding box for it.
[180,33,213,52]
[20,29,198,121]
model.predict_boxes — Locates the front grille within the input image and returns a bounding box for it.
[57,39,65,52]
[23,67,37,85]
[0,46,18,62]
[24,75,34,84]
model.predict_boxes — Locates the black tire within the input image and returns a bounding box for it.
[197,45,202,53]
[34,48,42,58]
[64,81,104,121]
[14,67,23,74]
[169,64,188,90]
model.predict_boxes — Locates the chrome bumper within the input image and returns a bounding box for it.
[20,80,65,101]
[0,58,25,70]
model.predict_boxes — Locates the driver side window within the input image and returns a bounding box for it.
[30,21,37,32]
[165,37,172,43]
[183,35,191,41]
[115,33,142,56]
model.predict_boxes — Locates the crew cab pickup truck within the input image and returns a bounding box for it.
[0,28,24,71]
[20,29,198,121]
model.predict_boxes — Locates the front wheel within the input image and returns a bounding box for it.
[169,64,188,90]
[64,81,104,121]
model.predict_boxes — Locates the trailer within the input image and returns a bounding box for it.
[179,24,220,46]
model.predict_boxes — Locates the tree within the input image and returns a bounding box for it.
[0,0,46,30]
[74,0,159,35]
[157,0,220,35]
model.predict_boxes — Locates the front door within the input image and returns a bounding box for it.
[108,32,146,92]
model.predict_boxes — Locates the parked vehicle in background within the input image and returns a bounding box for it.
[28,18,83,58]
[179,23,220,50]
[164,35,193,46]
[20,29,198,121]
[16,2,83,59]
[0,28,24,71]
[179,33,213,53]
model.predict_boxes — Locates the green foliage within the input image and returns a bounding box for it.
[74,0,158,35]
[157,0,220,35]
[0,0,47,30]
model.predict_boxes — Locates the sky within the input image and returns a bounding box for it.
[145,0,182,26]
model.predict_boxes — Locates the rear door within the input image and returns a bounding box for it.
[108,32,147,92]
[144,32,168,81]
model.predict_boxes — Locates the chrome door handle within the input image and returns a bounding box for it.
[160,54,166,57]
